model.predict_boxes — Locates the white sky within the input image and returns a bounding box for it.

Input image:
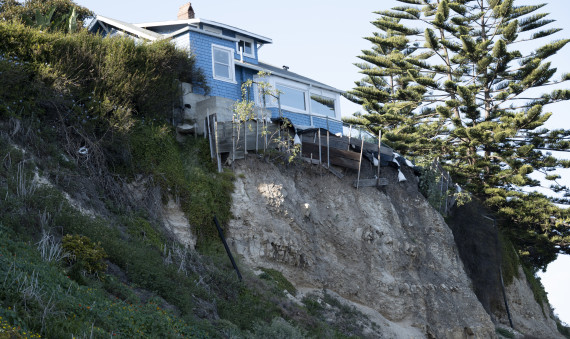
[74,0,570,325]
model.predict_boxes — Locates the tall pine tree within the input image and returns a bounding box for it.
[347,0,570,269]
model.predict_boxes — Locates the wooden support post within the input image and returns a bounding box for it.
[256,113,259,153]
[327,130,330,169]
[232,117,236,168]
[318,129,322,165]
[326,117,330,169]
[347,125,352,151]
[357,137,364,190]
[207,113,214,159]
[377,130,381,187]
[204,118,207,139]
[244,119,248,155]
[214,115,222,173]
[194,122,197,139]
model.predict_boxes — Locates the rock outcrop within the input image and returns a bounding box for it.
[227,158,496,338]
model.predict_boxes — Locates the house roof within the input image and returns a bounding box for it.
[239,61,344,94]
[88,16,164,41]
[135,18,273,44]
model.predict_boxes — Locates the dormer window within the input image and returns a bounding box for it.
[236,35,254,58]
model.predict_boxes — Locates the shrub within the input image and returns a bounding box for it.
[62,234,108,276]
[259,268,297,295]
[248,317,306,339]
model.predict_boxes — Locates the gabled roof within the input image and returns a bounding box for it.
[89,16,163,41]
[135,18,272,44]
[239,61,343,93]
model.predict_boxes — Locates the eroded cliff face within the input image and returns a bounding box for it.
[227,158,496,338]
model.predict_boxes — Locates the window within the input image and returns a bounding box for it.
[203,25,222,35]
[310,93,336,117]
[276,84,306,111]
[236,36,254,58]
[212,45,235,82]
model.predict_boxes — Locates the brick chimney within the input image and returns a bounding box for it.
[177,3,195,20]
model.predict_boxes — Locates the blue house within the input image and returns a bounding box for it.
[88,3,344,134]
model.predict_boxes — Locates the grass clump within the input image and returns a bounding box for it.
[496,327,515,338]
[259,267,297,295]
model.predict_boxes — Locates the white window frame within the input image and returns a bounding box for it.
[309,90,337,118]
[236,35,255,58]
[275,82,308,113]
[211,44,236,83]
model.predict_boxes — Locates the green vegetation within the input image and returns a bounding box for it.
[302,291,379,338]
[0,1,359,337]
[259,268,297,296]
[496,327,515,339]
[62,234,108,276]
[498,231,520,286]
[346,0,570,271]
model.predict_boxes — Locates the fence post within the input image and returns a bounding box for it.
[318,129,322,165]
[377,130,381,187]
[232,116,236,169]
[347,124,352,151]
[326,117,330,168]
[357,137,364,190]
[214,115,222,173]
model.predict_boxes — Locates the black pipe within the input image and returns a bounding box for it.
[213,216,242,281]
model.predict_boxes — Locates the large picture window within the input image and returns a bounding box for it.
[212,45,235,82]
[276,84,306,111]
[310,93,335,117]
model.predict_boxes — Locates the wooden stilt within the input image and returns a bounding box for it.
[377,130,381,187]
[356,137,364,190]
[214,115,222,173]
[326,117,330,169]
[244,119,248,155]
[207,112,214,159]
[232,117,236,169]
[347,125,352,151]
[318,129,322,165]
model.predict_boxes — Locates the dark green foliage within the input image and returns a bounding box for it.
[248,317,306,339]
[496,327,515,338]
[259,267,297,295]
[0,0,92,29]
[349,0,570,270]
[0,21,207,126]
[302,291,378,338]
[521,263,549,315]
[498,231,520,286]
[557,321,570,338]
[123,215,164,249]
[62,234,108,276]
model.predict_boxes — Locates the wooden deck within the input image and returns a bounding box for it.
[205,114,393,187]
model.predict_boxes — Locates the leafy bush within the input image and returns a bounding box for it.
[259,268,297,295]
[62,234,108,276]
[248,317,306,339]
[0,21,207,127]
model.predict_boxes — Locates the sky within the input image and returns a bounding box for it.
[73,0,570,325]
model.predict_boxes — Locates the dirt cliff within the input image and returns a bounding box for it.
[227,158,497,338]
